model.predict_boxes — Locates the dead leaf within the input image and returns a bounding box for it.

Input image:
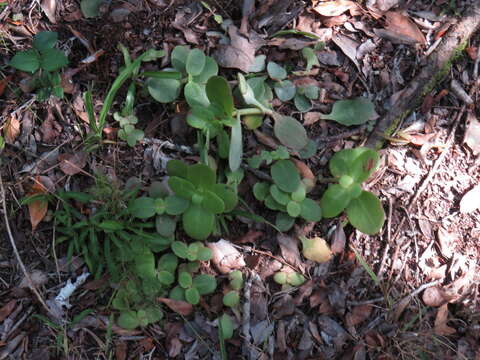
[422,286,448,307]
[291,158,316,190]
[41,109,62,143]
[301,236,332,263]
[346,305,372,327]
[115,342,127,360]
[207,239,246,274]
[304,112,323,126]
[27,178,49,231]
[310,289,333,314]
[19,270,48,288]
[0,75,11,97]
[40,0,56,23]
[369,0,400,12]
[0,300,16,322]
[4,116,20,144]
[383,11,426,44]
[59,152,88,176]
[434,304,456,335]
[464,112,480,154]
[332,33,360,71]
[157,298,193,316]
[313,0,358,17]
[269,38,317,50]
[330,225,346,254]
[254,129,278,149]
[236,230,263,244]
[321,14,349,28]
[317,315,350,350]
[214,25,265,72]
[459,185,480,213]
[436,228,455,258]
[277,234,303,270]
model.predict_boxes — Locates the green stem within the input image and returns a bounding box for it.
[232,108,265,117]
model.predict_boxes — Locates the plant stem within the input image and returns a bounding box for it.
[232,108,265,117]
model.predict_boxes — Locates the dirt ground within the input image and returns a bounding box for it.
[0,0,479,359]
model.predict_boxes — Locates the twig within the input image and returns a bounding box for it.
[397,279,441,302]
[377,194,393,279]
[0,173,53,316]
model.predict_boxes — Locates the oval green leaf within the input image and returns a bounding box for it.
[186,48,206,76]
[182,204,214,240]
[273,115,308,151]
[271,160,301,193]
[319,184,351,218]
[346,190,385,235]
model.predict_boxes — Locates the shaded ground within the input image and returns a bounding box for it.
[0,0,479,359]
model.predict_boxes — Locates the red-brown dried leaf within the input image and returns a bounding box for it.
[115,342,127,360]
[346,304,372,327]
[313,0,358,17]
[28,178,48,231]
[384,11,426,44]
[4,116,20,144]
[158,297,193,316]
[0,300,16,322]
[0,75,12,97]
[59,152,88,176]
[434,304,456,335]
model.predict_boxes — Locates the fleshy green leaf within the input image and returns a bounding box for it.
[229,271,243,290]
[168,176,196,199]
[322,97,375,126]
[267,61,287,80]
[147,78,181,103]
[329,148,370,178]
[155,215,176,237]
[304,85,319,100]
[171,45,190,73]
[169,286,185,301]
[167,159,189,178]
[287,272,305,286]
[185,287,200,305]
[179,272,193,288]
[223,291,240,307]
[9,50,40,73]
[300,198,322,222]
[129,197,156,219]
[165,195,190,215]
[192,274,217,295]
[135,249,156,279]
[192,56,218,83]
[346,191,385,235]
[320,184,352,218]
[201,190,225,214]
[197,246,212,261]
[212,184,238,212]
[33,31,57,51]
[275,213,295,231]
[271,160,301,193]
[206,76,234,115]
[349,148,380,183]
[294,94,312,112]
[158,270,175,285]
[40,48,68,71]
[287,201,301,217]
[80,0,103,18]
[182,204,214,240]
[274,80,296,101]
[298,139,318,159]
[187,164,216,189]
[171,241,189,259]
[273,272,287,285]
[270,185,290,205]
[253,182,270,201]
[117,310,139,330]
[184,81,210,107]
[186,48,206,76]
[229,116,243,172]
[158,253,178,273]
[273,115,308,150]
[291,184,306,202]
[219,313,234,339]
[301,47,320,71]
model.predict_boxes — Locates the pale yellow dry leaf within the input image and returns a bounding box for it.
[313,0,358,17]
[301,236,332,263]
[4,116,20,144]
[459,185,480,213]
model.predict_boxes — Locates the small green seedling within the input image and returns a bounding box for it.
[247,146,290,169]
[146,45,218,107]
[320,97,375,126]
[167,160,238,240]
[320,147,385,234]
[222,270,243,307]
[273,271,306,287]
[253,159,321,231]
[9,31,68,101]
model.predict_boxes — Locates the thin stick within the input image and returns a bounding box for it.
[0,173,53,315]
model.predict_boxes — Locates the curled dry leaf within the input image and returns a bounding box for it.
[459,184,480,214]
[157,297,193,316]
[254,129,278,149]
[28,178,49,231]
[207,239,246,274]
[41,0,57,23]
[383,11,426,44]
[59,152,88,176]
[346,304,372,327]
[463,111,480,155]
[4,115,21,144]
[313,0,358,17]
[434,304,456,336]
[422,286,449,307]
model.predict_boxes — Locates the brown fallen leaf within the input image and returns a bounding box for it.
[330,224,346,254]
[434,304,456,336]
[0,75,12,97]
[40,0,56,23]
[304,112,323,126]
[291,158,316,189]
[384,11,426,44]
[59,152,88,176]
[41,109,62,143]
[313,0,358,17]
[464,111,480,154]
[0,300,16,322]
[157,298,193,316]
[422,286,449,307]
[4,115,20,144]
[459,185,480,214]
[27,177,49,231]
[236,230,263,244]
[214,25,265,72]
[207,239,246,274]
[115,342,127,360]
[346,304,372,327]
[277,234,303,270]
